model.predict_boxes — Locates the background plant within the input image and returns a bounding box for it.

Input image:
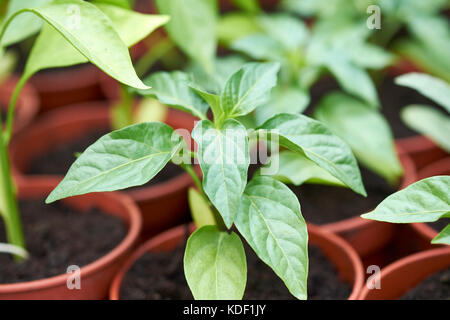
[0,0,165,259]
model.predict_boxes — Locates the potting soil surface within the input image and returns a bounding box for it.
[401,268,450,300]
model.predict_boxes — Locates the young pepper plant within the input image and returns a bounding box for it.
[47,61,366,299]
[362,176,450,245]
[0,0,164,259]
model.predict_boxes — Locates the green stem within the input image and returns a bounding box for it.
[4,73,30,144]
[179,162,227,231]
[135,37,174,77]
[0,122,25,261]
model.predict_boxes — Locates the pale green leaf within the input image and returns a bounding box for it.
[261,151,346,187]
[258,113,366,196]
[235,176,308,300]
[192,119,250,228]
[5,0,149,89]
[218,13,261,46]
[188,188,216,228]
[314,92,403,184]
[46,122,183,203]
[431,224,450,245]
[362,176,450,223]
[231,0,260,13]
[395,73,450,113]
[184,225,247,300]
[401,105,450,153]
[155,0,217,72]
[221,62,280,118]
[232,34,285,61]
[139,71,209,120]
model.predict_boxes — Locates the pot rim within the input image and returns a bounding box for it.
[395,134,439,154]
[359,246,450,300]
[323,144,417,234]
[109,223,364,300]
[0,180,142,294]
[9,101,199,203]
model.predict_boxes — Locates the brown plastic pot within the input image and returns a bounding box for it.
[0,179,142,300]
[408,157,450,245]
[359,246,450,300]
[9,102,199,237]
[109,223,364,300]
[0,76,39,135]
[28,64,103,113]
[323,145,418,258]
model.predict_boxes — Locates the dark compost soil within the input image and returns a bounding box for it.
[27,130,185,188]
[400,268,450,300]
[120,228,352,300]
[290,166,396,225]
[0,198,126,283]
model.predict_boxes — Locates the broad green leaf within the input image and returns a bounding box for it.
[395,73,450,113]
[322,52,379,108]
[258,113,366,196]
[1,0,51,46]
[218,13,261,46]
[184,225,247,300]
[221,62,280,118]
[235,176,308,300]
[188,188,216,228]
[362,176,450,223]
[258,13,309,50]
[232,34,285,61]
[431,224,450,245]
[139,71,209,120]
[46,122,183,203]
[401,105,450,153]
[190,86,222,122]
[348,43,394,69]
[92,0,131,9]
[255,85,310,125]
[192,119,250,228]
[261,151,346,187]
[314,92,403,184]
[5,0,149,89]
[155,0,217,72]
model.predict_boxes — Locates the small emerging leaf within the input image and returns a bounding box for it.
[188,188,216,228]
[184,225,247,300]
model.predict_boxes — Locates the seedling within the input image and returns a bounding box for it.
[0,0,166,259]
[47,60,366,299]
[362,176,450,245]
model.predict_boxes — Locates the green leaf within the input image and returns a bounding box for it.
[258,113,366,196]
[1,0,52,46]
[134,98,168,124]
[235,176,308,300]
[184,225,247,300]
[322,53,379,108]
[314,92,403,184]
[192,119,250,228]
[139,71,209,120]
[92,0,131,9]
[232,34,285,61]
[362,176,450,223]
[348,43,394,69]
[255,85,310,125]
[401,105,450,153]
[188,188,216,228]
[231,0,260,13]
[46,122,183,203]
[190,86,223,122]
[218,13,261,46]
[5,0,149,89]
[155,0,217,72]
[431,224,450,245]
[395,73,450,113]
[221,62,280,118]
[261,151,346,187]
[258,13,309,51]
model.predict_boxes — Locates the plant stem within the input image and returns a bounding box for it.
[0,124,25,261]
[179,162,227,231]
[4,73,29,144]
